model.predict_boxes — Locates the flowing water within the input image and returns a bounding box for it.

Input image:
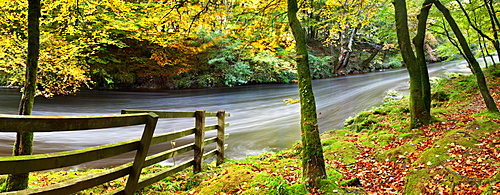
[0,58,493,167]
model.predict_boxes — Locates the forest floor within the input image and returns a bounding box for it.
[3,65,500,194]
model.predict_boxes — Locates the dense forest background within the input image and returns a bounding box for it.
[0,0,498,97]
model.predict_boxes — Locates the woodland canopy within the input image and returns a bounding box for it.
[0,0,498,97]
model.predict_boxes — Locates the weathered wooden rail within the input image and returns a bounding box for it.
[0,110,229,195]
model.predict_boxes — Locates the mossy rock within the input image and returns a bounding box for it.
[431,90,450,101]
[405,168,462,195]
[196,166,258,194]
[343,113,381,132]
[375,143,416,162]
[323,144,359,165]
[340,177,361,187]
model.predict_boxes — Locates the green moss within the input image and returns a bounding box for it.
[472,111,500,120]
[404,169,427,195]
[397,132,418,139]
[375,143,415,162]
[197,166,257,194]
[318,179,341,194]
[27,169,112,189]
[286,183,309,194]
[244,174,288,195]
[431,90,450,102]
[323,141,358,164]
[344,111,377,132]
[0,176,6,192]
[414,129,472,165]
[404,168,465,195]
[321,130,362,164]
[463,120,499,139]
[326,169,343,181]
[414,147,449,166]
[369,132,397,147]
[482,172,500,194]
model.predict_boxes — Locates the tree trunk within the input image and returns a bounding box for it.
[287,0,326,189]
[330,28,340,71]
[306,0,321,41]
[483,37,496,65]
[336,27,357,74]
[360,46,381,70]
[435,0,499,113]
[5,0,41,191]
[457,0,500,58]
[394,0,432,129]
[478,36,489,68]
[412,0,433,119]
[483,0,500,56]
[472,10,496,64]
[425,42,437,62]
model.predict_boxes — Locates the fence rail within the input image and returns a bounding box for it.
[0,110,229,195]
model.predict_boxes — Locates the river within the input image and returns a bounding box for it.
[0,58,492,168]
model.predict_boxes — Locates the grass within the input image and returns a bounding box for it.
[2,66,500,194]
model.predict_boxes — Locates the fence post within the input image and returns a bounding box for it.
[194,110,206,173]
[124,113,159,195]
[216,110,225,166]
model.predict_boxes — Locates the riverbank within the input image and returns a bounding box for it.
[1,65,499,194]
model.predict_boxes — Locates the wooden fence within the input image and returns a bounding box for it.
[0,109,229,195]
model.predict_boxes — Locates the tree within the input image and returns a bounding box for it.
[287,0,326,188]
[482,0,500,56]
[393,0,433,129]
[434,0,499,113]
[0,0,91,97]
[412,0,433,118]
[317,0,380,74]
[4,0,40,191]
[455,0,500,62]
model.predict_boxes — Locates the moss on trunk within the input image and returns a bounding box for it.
[5,0,40,191]
[287,0,326,188]
[393,0,433,128]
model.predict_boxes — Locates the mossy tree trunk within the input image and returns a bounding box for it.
[393,0,433,129]
[435,0,499,113]
[287,0,326,188]
[5,0,40,191]
[413,0,433,115]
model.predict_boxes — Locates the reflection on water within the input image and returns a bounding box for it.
[0,58,482,167]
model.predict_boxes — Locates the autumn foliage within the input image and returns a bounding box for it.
[0,0,428,96]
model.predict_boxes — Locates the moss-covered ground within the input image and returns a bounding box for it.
[2,66,500,194]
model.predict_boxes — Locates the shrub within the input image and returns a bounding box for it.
[309,53,335,79]
[248,51,296,83]
[386,55,403,69]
